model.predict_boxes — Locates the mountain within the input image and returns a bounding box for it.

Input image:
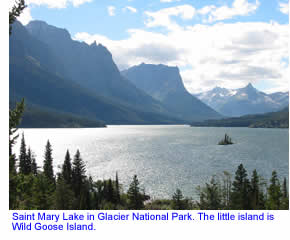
[10,21,182,125]
[195,83,289,117]
[122,63,221,121]
[190,106,289,128]
[10,101,106,128]
[25,21,171,115]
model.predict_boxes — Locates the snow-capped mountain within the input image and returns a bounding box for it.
[194,83,289,117]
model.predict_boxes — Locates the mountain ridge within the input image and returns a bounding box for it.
[195,84,289,117]
[122,63,222,121]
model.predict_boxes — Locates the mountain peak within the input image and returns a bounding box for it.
[245,83,254,89]
[27,20,71,42]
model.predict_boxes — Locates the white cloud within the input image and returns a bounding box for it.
[279,2,289,15]
[200,0,260,23]
[145,5,196,30]
[26,0,92,9]
[144,1,260,31]
[74,21,289,93]
[123,6,137,13]
[108,6,116,16]
[17,7,33,25]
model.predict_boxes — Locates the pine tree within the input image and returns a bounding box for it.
[72,150,86,197]
[127,175,144,209]
[202,177,222,210]
[266,171,282,210]
[9,0,26,34]
[172,188,186,210]
[249,169,260,209]
[43,140,55,184]
[19,133,27,174]
[281,177,289,210]
[31,152,38,176]
[115,172,121,204]
[107,178,114,203]
[54,174,75,210]
[62,150,72,185]
[230,164,251,209]
[26,147,33,174]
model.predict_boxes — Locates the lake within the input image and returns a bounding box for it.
[15,126,289,200]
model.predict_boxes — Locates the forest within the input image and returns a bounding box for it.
[9,133,289,210]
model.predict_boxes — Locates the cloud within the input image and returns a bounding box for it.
[144,1,260,31]
[17,7,33,25]
[26,0,92,8]
[108,6,116,16]
[279,2,289,15]
[74,21,289,94]
[145,5,196,30]
[123,6,137,13]
[204,0,260,23]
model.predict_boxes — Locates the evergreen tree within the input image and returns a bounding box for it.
[31,152,38,176]
[54,174,75,210]
[43,140,55,184]
[230,164,251,209]
[127,175,144,209]
[172,188,187,210]
[107,178,114,203]
[266,171,282,210]
[62,150,72,185]
[281,177,289,210]
[31,173,54,209]
[115,172,121,204]
[9,0,26,34]
[19,133,27,174]
[72,150,86,199]
[26,147,33,174]
[249,169,261,209]
[198,177,222,210]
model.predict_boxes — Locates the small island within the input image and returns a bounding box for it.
[218,134,234,145]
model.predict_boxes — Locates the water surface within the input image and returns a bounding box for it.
[15,126,289,199]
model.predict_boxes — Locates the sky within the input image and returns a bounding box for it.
[9,0,290,93]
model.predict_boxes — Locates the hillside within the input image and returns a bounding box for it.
[10,21,183,125]
[190,107,289,128]
[122,63,221,121]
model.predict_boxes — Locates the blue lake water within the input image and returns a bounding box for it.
[15,126,289,199]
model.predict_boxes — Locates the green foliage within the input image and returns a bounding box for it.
[62,150,72,185]
[249,170,266,209]
[198,177,222,210]
[218,134,233,145]
[266,171,282,210]
[9,99,25,156]
[281,177,289,210]
[9,0,26,35]
[17,103,106,128]
[72,150,86,195]
[191,107,289,128]
[127,175,146,210]
[230,164,251,209]
[54,174,75,210]
[9,138,288,211]
[171,188,191,210]
[43,140,55,185]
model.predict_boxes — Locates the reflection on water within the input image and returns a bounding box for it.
[15,126,289,199]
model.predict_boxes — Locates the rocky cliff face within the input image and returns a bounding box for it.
[26,21,170,114]
[122,63,221,121]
